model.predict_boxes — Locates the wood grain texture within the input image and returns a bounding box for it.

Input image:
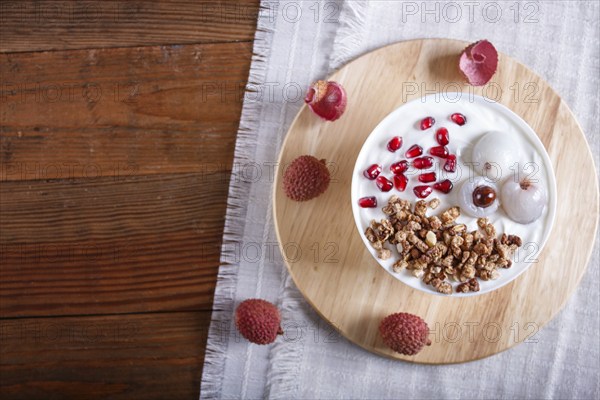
[0,0,260,53]
[273,39,599,363]
[0,42,253,317]
[0,0,260,396]
[0,311,210,399]
[0,42,252,180]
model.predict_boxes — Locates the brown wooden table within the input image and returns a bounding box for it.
[0,1,259,398]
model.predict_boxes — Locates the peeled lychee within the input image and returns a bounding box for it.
[379,312,431,355]
[283,155,331,201]
[235,299,283,345]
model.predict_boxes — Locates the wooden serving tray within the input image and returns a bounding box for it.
[273,39,599,363]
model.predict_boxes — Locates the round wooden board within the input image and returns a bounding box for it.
[273,39,599,364]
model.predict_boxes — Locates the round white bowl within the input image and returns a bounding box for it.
[351,93,557,297]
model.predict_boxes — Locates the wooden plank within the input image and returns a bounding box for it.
[0,172,229,317]
[0,0,261,53]
[0,42,252,180]
[0,311,210,399]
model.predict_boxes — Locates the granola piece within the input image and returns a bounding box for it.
[477,269,493,281]
[457,278,480,293]
[441,206,460,223]
[408,232,429,253]
[461,233,474,251]
[432,279,452,295]
[441,255,454,268]
[428,198,440,209]
[382,203,395,215]
[456,282,470,293]
[503,234,523,247]
[365,227,378,243]
[425,231,437,248]
[450,236,464,258]
[377,248,392,260]
[484,223,496,237]
[477,217,488,229]
[443,231,453,245]
[460,264,476,281]
[371,240,383,251]
[423,270,436,284]
[495,240,513,260]
[392,259,408,273]
[473,242,490,256]
[410,248,421,260]
[428,215,442,230]
[414,200,428,217]
[412,269,425,278]
[406,220,422,231]
[451,224,467,235]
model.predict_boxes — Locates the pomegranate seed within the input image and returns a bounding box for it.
[420,116,435,130]
[376,175,393,192]
[433,179,453,194]
[394,174,408,192]
[444,155,457,172]
[413,156,434,169]
[405,144,423,158]
[363,164,381,180]
[451,113,466,126]
[435,127,449,145]
[387,136,403,152]
[418,172,437,183]
[429,145,449,158]
[390,160,408,175]
[413,185,433,199]
[358,196,377,208]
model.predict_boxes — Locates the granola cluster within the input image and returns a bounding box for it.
[364,195,522,295]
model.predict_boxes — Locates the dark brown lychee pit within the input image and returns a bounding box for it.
[472,185,496,208]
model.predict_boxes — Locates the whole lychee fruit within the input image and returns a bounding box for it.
[235,299,283,345]
[283,155,330,201]
[379,312,431,355]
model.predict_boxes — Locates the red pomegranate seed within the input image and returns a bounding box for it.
[405,144,423,158]
[358,196,377,208]
[429,145,449,158]
[413,185,433,199]
[387,136,403,152]
[433,179,453,193]
[435,127,449,145]
[363,164,381,180]
[444,155,457,172]
[418,172,437,183]
[420,116,435,130]
[376,175,393,192]
[451,113,466,126]
[413,156,433,169]
[390,160,408,175]
[394,174,408,192]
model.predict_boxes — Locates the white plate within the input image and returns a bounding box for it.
[351,93,557,297]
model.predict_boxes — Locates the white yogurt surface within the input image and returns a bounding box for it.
[351,93,557,297]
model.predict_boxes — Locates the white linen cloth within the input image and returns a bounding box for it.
[200,1,600,398]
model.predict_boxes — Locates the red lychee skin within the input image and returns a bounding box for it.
[305,80,347,121]
[283,155,331,201]
[235,299,283,345]
[459,39,498,86]
[379,312,432,355]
